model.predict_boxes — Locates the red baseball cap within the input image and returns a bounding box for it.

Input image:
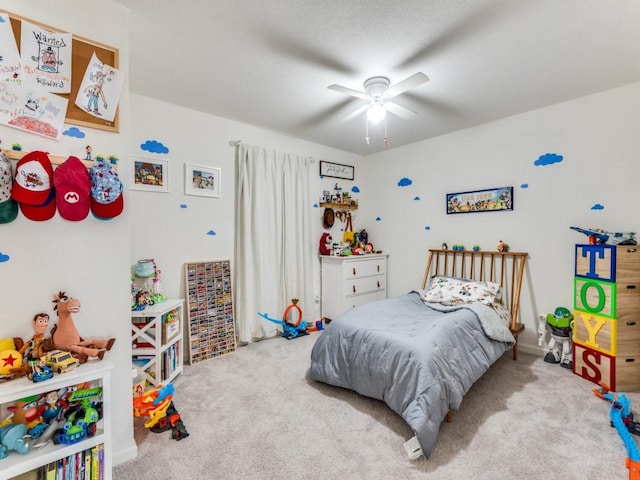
[54,156,91,221]
[19,188,56,221]
[90,161,124,219]
[12,151,54,206]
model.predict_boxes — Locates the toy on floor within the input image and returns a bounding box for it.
[537,307,574,369]
[594,383,640,480]
[133,383,189,441]
[43,291,116,363]
[258,299,310,340]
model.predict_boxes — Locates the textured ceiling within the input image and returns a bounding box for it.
[112,0,640,155]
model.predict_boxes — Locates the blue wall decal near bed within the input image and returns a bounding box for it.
[397,177,412,187]
[351,186,360,193]
[376,217,382,221]
[140,140,169,154]
[534,153,563,166]
[0,252,10,263]
[206,230,216,236]
[414,196,420,200]
[520,183,529,188]
[591,204,605,210]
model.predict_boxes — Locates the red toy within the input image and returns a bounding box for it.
[319,232,333,255]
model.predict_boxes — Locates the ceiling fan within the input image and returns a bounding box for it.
[328,72,429,124]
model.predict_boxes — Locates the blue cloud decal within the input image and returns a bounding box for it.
[425,226,431,230]
[206,230,217,236]
[534,153,563,166]
[140,140,169,154]
[0,252,10,262]
[414,196,420,201]
[351,186,360,193]
[180,204,187,209]
[62,127,85,138]
[0,16,6,23]
[313,203,318,208]
[520,183,529,189]
[591,204,605,210]
[397,177,412,187]
[375,217,382,221]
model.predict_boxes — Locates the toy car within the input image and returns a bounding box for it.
[28,361,54,383]
[45,350,80,373]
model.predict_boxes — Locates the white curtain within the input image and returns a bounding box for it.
[234,144,316,343]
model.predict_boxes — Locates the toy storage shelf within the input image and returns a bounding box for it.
[184,260,236,364]
[0,360,113,480]
[131,299,184,388]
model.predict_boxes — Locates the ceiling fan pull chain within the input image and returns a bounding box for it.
[365,118,370,144]
[384,117,388,147]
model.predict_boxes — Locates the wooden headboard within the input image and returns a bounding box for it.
[422,249,528,359]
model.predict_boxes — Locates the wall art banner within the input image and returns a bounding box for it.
[0,82,68,139]
[446,186,513,214]
[20,20,72,93]
[75,52,125,122]
[0,13,21,83]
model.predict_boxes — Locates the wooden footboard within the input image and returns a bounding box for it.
[422,249,528,360]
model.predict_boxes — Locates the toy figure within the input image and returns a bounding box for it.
[319,232,333,255]
[497,240,509,252]
[538,307,573,368]
[18,313,50,362]
[42,291,115,363]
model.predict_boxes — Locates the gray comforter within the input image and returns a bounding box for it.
[309,291,515,458]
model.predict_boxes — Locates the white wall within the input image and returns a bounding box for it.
[127,94,362,320]
[358,82,640,351]
[0,0,137,466]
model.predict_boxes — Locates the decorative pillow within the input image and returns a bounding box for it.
[422,276,501,306]
[492,302,512,327]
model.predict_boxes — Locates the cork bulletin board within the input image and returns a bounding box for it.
[2,9,120,132]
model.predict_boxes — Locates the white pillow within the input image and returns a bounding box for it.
[492,302,512,327]
[422,276,501,306]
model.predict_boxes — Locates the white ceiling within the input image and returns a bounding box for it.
[111,0,640,156]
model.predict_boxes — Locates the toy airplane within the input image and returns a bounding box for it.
[257,312,308,340]
[570,226,636,245]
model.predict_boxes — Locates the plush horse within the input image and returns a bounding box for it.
[43,291,115,362]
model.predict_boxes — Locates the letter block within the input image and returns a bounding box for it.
[575,244,616,282]
[573,343,615,389]
[573,310,616,355]
[574,277,616,318]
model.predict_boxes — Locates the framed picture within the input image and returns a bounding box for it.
[446,186,513,214]
[319,160,354,180]
[131,155,169,192]
[184,163,221,198]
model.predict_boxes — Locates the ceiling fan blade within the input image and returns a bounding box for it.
[385,72,429,98]
[328,84,368,99]
[385,101,417,119]
[339,104,370,123]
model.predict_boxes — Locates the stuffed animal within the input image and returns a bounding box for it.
[319,232,333,255]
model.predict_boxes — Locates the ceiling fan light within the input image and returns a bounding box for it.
[367,103,386,124]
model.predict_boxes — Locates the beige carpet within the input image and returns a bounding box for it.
[114,332,639,479]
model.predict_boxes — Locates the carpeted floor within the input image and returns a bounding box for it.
[114,333,639,479]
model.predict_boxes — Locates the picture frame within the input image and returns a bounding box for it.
[319,160,354,180]
[184,163,221,198]
[131,155,169,193]
[446,186,513,214]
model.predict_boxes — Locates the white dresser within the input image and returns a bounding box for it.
[320,253,388,320]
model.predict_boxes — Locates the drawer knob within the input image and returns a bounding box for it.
[353,267,356,275]
[627,285,637,290]
[627,322,637,326]
[377,281,380,288]
[377,265,380,272]
[353,285,356,293]
[626,358,636,363]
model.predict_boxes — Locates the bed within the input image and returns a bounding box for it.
[310,248,528,458]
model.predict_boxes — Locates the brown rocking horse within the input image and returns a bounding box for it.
[43,291,116,362]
